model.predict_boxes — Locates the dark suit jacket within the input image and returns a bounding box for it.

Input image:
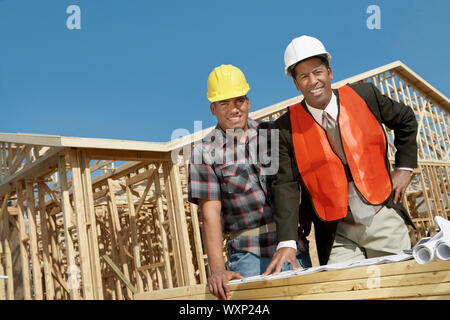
[272,82,418,265]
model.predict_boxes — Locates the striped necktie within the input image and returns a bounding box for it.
[322,110,347,163]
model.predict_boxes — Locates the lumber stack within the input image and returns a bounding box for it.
[134,259,450,300]
[0,61,449,300]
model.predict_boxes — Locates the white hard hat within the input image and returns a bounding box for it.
[284,35,331,77]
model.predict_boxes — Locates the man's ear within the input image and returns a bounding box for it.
[328,67,334,80]
[210,103,216,116]
[293,78,301,92]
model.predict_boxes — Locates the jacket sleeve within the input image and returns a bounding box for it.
[353,83,418,169]
[271,112,301,242]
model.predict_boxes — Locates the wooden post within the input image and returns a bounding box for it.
[58,155,80,300]
[37,183,55,299]
[184,161,207,284]
[107,177,133,299]
[162,163,184,286]
[125,183,144,292]
[25,182,43,299]
[0,193,14,300]
[153,164,173,288]
[166,162,196,285]
[79,150,104,299]
[15,183,32,300]
[69,148,95,299]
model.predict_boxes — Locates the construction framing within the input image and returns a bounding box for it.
[0,61,449,300]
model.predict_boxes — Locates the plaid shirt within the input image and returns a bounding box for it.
[188,118,280,257]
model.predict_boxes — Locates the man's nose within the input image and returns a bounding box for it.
[229,100,241,111]
[308,73,319,86]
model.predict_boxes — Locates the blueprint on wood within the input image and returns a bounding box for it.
[228,253,414,285]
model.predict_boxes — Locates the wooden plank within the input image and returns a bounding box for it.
[125,183,144,292]
[69,149,95,299]
[184,161,207,284]
[79,150,104,299]
[102,255,137,294]
[84,149,171,162]
[288,282,450,300]
[167,163,196,286]
[105,187,123,300]
[0,147,61,196]
[15,183,32,300]
[37,183,55,300]
[0,193,14,299]
[107,177,133,299]
[162,163,184,287]
[125,168,155,187]
[153,164,173,289]
[134,259,450,300]
[58,155,80,300]
[25,182,44,300]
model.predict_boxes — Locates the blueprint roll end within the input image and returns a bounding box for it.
[436,242,450,261]
[413,247,434,264]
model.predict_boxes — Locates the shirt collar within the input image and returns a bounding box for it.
[305,91,338,126]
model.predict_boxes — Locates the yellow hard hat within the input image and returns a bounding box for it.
[206,64,250,102]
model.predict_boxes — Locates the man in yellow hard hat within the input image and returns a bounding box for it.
[263,35,417,275]
[188,64,312,299]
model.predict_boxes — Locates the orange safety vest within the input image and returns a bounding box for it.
[289,84,392,222]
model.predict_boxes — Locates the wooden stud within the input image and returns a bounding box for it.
[69,149,95,299]
[58,155,80,300]
[153,164,173,289]
[15,183,32,300]
[0,193,14,299]
[125,183,144,292]
[37,183,55,300]
[79,150,104,300]
[25,182,44,299]
[167,162,196,285]
[106,177,132,299]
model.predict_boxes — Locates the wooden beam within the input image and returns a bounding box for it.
[79,150,104,299]
[15,183,31,300]
[0,193,14,299]
[84,149,171,162]
[58,155,80,300]
[102,255,137,295]
[37,183,55,300]
[25,182,44,300]
[0,147,62,196]
[69,149,95,300]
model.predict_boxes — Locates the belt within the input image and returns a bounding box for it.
[229,222,276,240]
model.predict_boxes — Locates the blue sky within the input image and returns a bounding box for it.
[1,0,449,142]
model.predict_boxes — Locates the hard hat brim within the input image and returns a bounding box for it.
[207,86,250,103]
[285,53,332,77]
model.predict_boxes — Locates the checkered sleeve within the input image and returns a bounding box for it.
[188,146,221,205]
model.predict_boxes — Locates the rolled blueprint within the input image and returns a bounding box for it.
[412,216,450,264]
[435,216,450,261]
[412,233,442,264]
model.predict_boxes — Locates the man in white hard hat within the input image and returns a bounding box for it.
[263,35,418,274]
[188,64,312,299]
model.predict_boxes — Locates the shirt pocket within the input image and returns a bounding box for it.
[220,164,251,194]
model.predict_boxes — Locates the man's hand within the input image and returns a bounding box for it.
[262,247,299,276]
[391,169,413,204]
[208,269,243,300]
